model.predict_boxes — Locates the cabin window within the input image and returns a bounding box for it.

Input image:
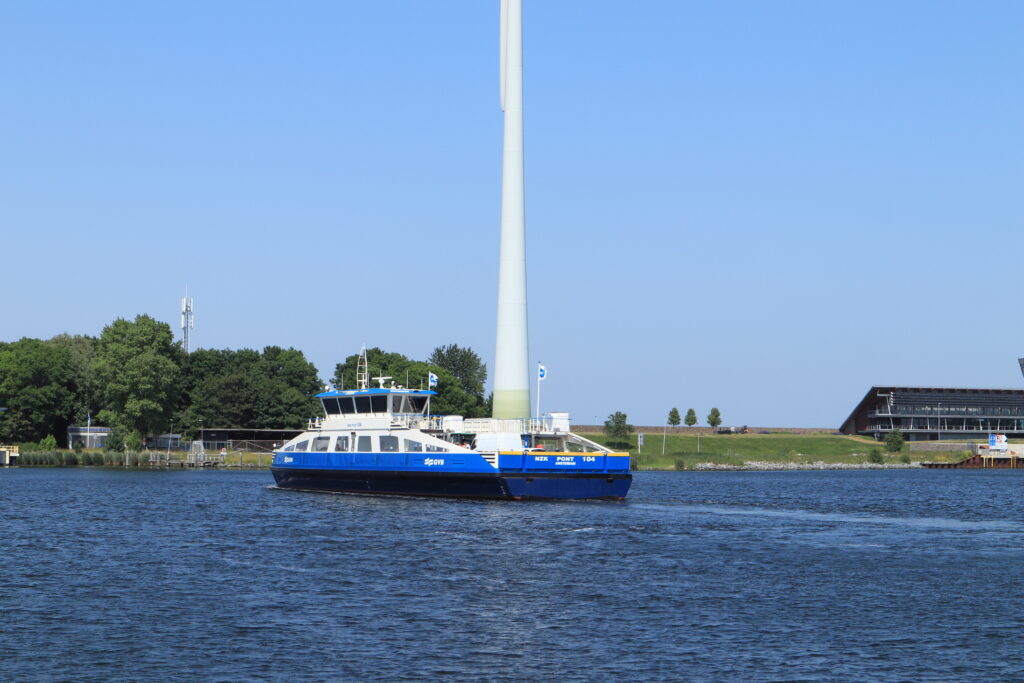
[292,440,309,452]
[370,396,387,414]
[311,436,330,452]
[354,396,371,413]
[282,444,294,452]
[379,435,399,452]
[425,443,448,453]
[404,439,423,452]
[322,398,340,415]
[357,436,372,452]
[408,397,428,414]
[337,397,356,415]
[392,395,406,413]
[334,436,350,452]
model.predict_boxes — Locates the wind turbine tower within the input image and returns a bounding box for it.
[493,0,530,420]
[180,292,194,353]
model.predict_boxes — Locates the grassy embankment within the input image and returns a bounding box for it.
[16,436,971,471]
[576,431,971,470]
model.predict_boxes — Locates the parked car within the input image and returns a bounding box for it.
[717,426,749,434]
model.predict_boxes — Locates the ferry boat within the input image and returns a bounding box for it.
[271,353,631,501]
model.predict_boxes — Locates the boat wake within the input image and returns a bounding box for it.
[630,502,1024,532]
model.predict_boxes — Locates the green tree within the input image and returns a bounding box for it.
[429,344,487,399]
[90,315,181,436]
[46,333,99,424]
[707,407,722,431]
[255,346,323,427]
[884,428,904,453]
[668,407,681,428]
[190,371,261,429]
[603,411,633,447]
[124,431,143,451]
[684,408,697,427]
[39,434,58,451]
[0,338,78,445]
[261,346,322,399]
[177,346,322,431]
[104,425,127,452]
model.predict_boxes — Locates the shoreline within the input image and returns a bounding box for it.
[685,461,923,471]
[11,462,934,473]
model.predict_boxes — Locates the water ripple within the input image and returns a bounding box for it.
[1,468,1022,681]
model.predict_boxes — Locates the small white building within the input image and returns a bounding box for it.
[0,445,19,466]
[67,426,111,449]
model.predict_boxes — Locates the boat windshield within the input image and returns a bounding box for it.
[320,392,428,416]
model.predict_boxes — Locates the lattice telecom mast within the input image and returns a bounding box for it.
[180,292,194,353]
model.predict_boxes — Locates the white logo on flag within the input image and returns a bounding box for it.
[428,372,439,388]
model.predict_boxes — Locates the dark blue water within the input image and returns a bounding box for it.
[2,469,1022,681]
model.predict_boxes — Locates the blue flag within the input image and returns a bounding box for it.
[428,372,439,388]
[538,364,547,381]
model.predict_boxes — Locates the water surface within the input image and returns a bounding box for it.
[2,468,1022,681]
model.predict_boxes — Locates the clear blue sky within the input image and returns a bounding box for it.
[2,1,1022,427]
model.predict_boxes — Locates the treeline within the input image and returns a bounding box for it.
[0,315,490,448]
[667,407,723,430]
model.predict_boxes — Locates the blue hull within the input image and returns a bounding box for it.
[271,468,631,501]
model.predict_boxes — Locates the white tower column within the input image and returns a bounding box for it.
[493,0,531,420]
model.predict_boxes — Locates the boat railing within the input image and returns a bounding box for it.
[389,414,439,430]
[462,417,572,434]
[358,414,585,437]
[462,418,528,434]
[528,417,573,434]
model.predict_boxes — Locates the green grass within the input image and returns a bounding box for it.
[577,431,971,469]
[219,451,274,469]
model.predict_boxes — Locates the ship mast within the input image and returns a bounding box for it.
[492,0,530,420]
[356,346,369,390]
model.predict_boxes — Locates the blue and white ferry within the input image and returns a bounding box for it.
[271,354,631,501]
